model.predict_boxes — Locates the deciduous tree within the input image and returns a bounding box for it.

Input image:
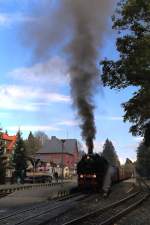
[34,131,49,146]
[101,0,150,136]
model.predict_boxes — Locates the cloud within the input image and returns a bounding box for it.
[0,112,11,118]
[134,137,143,142]
[0,13,35,27]
[7,125,61,132]
[82,140,105,153]
[9,56,69,86]
[46,93,71,103]
[57,120,78,126]
[0,84,71,111]
[0,14,10,26]
[96,115,123,121]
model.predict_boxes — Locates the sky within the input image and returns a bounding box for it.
[0,0,143,163]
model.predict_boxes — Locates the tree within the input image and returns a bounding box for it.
[124,158,134,175]
[102,139,120,167]
[25,131,41,156]
[0,132,7,184]
[143,122,150,146]
[13,130,27,183]
[34,131,49,146]
[101,0,150,136]
[136,141,150,177]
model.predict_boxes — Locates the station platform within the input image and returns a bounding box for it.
[0,180,77,211]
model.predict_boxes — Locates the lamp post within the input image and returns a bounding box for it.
[61,139,65,187]
[33,160,36,184]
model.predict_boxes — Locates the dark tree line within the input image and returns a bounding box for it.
[136,141,150,177]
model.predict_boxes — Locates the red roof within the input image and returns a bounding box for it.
[2,133,17,153]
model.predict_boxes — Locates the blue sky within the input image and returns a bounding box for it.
[0,0,142,163]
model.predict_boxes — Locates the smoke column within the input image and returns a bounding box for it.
[22,0,115,154]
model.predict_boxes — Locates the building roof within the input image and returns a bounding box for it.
[37,136,78,154]
[2,133,17,152]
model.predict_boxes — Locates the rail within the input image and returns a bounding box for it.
[62,191,150,225]
[0,193,85,225]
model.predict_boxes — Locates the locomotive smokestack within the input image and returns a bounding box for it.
[21,0,115,154]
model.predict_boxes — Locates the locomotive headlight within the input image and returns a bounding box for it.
[93,174,96,178]
[80,174,84,178]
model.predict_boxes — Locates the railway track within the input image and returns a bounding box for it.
[61,191,149,225]
[1,187,148,225]
[0,193,86,225]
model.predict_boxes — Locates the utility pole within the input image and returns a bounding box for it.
[61,139,65,187]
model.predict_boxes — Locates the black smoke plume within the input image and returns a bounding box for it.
[22,0,116,154]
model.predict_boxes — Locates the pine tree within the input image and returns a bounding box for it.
[136,141,150,177]
[13,130,27,183]
[25,131,41,156]
[102,139,120,167]
[124,158,134,175]
[0,132,7,184]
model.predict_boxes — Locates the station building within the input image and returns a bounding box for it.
[36,136,81,174]
[2,133,17,154]
[1,132,17,178]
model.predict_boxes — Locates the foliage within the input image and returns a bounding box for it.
[102,139,120,167]
[122,86,150,135]
[0,132,6,184]
[136,141,150,177]
[101,0,150,136]
[13,130,27,183]
[124,158,133,174]
[25,131,41,156]
[143,122,150,146]
[34,131,49,146]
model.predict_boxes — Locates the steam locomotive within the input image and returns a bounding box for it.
[77,154,108,191]
[77,153,132,192]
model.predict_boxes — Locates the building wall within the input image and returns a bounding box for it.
[36,136,81,169]
[73,146,79,165]
[36,153,74,169]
